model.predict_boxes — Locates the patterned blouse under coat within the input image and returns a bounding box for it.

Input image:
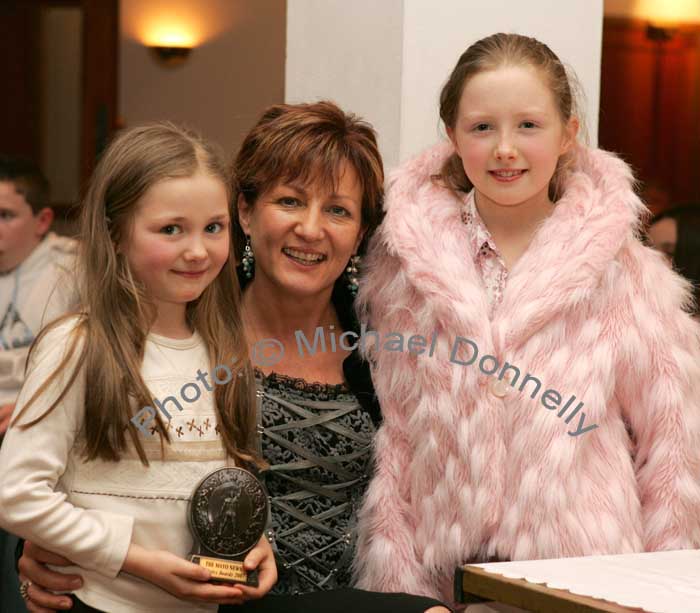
[460,190,508,316]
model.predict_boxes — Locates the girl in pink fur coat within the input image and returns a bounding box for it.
[352,33,700,604]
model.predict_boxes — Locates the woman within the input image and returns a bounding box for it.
[17,102,449,613]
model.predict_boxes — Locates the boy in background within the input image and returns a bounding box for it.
[0,156,77,436]
[0,156,77,612]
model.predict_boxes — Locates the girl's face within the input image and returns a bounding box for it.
[120,170,230,320]
[238,161,365,299]
[448,65,578,210]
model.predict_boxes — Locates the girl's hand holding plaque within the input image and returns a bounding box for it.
[121,544,247,605]
[188,467,270,587]
[236,535,279,600]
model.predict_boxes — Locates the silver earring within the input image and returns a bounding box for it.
[346,255,360,295]
[242,236,255,278]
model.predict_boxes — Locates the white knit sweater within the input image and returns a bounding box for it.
[0,318,232,612]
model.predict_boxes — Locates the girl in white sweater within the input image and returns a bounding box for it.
[0,123,275,613]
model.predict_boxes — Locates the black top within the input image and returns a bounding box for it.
[255,370,376,594]
[241,269,382,594]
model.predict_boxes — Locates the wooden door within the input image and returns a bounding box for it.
[0,0,118,208]
[0,1,41,161]
[81,0,119,183]
[600,17,700,210]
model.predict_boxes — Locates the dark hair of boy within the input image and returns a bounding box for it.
[0,155,50,213]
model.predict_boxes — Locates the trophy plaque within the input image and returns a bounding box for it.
[188,467,269,586]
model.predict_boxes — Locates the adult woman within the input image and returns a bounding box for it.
[18,102,449,613]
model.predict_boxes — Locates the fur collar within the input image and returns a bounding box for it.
[377,141,648,354]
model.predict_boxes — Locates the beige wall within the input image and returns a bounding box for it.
[604,0,639,17]
[119,0,285,157]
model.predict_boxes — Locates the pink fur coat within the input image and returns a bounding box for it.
[352,142,700,602]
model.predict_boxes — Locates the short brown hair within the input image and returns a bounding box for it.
[439,33,581,201]
[232,101,384,257]
[0,155,49,213]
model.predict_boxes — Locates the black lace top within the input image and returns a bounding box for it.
[255,370,377,595]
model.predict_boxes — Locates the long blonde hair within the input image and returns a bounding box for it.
[14,122,258,466]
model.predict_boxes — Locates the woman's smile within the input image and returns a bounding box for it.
[282,246,327,266]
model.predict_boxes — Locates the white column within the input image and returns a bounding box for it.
[286,0,604,171]
[285,0,405,169]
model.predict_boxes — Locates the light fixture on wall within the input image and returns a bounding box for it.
[640,0,700,39]
[640,0,700,186]
[149,45,192,67]
[645,23,674,41]
[144,26,197,67]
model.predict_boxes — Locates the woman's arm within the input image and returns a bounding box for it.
[615,243,700,550]
[18,541,79,612]
[17,541,78,613]
[17,540,248,611]
[19,536,277,611]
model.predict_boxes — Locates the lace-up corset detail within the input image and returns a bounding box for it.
[255,371,376,595]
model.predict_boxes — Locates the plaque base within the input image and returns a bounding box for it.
[190,555,259,587]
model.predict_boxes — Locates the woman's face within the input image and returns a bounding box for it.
[238,161,365,299]
[648,217,677,260]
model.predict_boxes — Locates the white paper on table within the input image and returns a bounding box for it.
[470,549,700,613]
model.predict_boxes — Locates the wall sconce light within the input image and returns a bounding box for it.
[640,0,700,180]
[645,23,675,41]
[144,25,197,67]
[149,45,192,67]
[640,0,700,38]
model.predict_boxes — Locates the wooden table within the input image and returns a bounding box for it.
[455,565,648,612]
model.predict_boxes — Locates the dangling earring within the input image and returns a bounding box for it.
[346,255,360,295]
[242,236,255,278]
